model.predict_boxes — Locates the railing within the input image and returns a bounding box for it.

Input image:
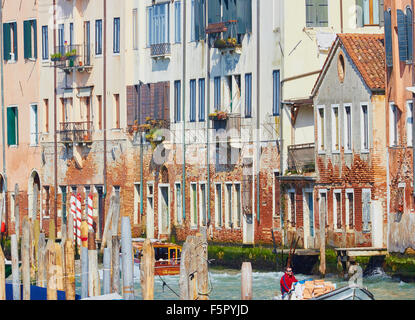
[208,20,242,50]
[150,43,171,58]
[59,121,93,144]
[287,143,315,173]
[52,44,92,70]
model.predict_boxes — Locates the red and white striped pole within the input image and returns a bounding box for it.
[76,193,82,247]
[87,193,93,231]
[70,193,77,242]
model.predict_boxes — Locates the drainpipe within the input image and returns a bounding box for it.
[412,0,415,197]
[53,0,58,236]
[182,0,187,222]
[340,0,344,33]
[0,3,7,234]
[138,83,143,220]
[206,1,211,223]
[256,0,261,223]
[103,0,108,207]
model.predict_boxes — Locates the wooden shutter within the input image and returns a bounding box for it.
[126,85,138,127]
[385,10,393,67]
[12,22,18,61]
[406,7,413,62]
[306,0,317,27]
[24,20,32,59]
[3,23,11,61]
[356,0,364,27]
[317,0,328,27]
[208,0,221,24]
[397,9,408,62]
[7,107,17,146]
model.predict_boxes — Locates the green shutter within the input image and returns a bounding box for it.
[208,0,221,24]
[33,20,38,59]
[3,23,11,61]
[317,0,328,27]
[12,22,18,61]
[356,0,364,27]
[7,107,17,146]
[24,20,32,59]
[306,0,317,27]
[237,0,252,34]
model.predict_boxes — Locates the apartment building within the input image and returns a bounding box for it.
[384,0,415,253]
[0,2,41,236]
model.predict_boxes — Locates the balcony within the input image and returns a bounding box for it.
[287,143,315,174]
[210,112,241,146]
[208,20,242,55]
[59,121,93,145]
[150,43,171,60]
[51,44,92,74]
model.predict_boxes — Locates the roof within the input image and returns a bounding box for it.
[312,33,385,96]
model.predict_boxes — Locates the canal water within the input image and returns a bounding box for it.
[76,266,415,300]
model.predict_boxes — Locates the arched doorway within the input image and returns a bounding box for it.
[28,170,41,221]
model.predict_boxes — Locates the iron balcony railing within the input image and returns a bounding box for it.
[52,44,92,70]
[150,43,171,58]
[59,121,93,144]
[287,143,315,173]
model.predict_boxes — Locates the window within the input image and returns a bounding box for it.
[132,9,138,50]
[30,104,39,146]
[191,0,195,42]
[134,183,141,225]
[3,22,18,61]
[199,79,205,122]
[199,183,207,226]
[288,190,296,227]
[362,188,371,233]
[175,183,182,225]
[344,105,352,152]
[148,3,169,46]
[208,0,250,34]
[95,20,103,55]
[390,104,399,146]
[245,73,252,118]
[175,1,181,43]
[114,94,120,129]
[7,106,18,146]
[193,0,206,41]
[174,80,181,122]
[306,0,328,27]
[190,80,196,122]
[397,7,413,63]
[407,101,413,147]
[97,95,102,130]
[333,191,342,230]
[215,184,223,228]
[356,0,382,26]
[69,22,74,46]
[84,21,91,65]
[42,26,48,60]
[346,190,354,230]
[24,20,37,60]
[113,18,120,54]
[191,183,198,227]
[44,99,49,133]
[319,190,328,227]
[384,9,393,67]
[361,104,369,151]
[331,105,340,152]
[214,77,221,110]
[317,106,325,152]
[58,24,64,54]
[273,70,280,116]
[235,184,241,228]
[226,184,233,228]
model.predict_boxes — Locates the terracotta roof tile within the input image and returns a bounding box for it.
[337,33,385,90]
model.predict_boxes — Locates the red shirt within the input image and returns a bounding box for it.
[280,273,298,294]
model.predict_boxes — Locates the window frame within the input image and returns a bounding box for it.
[360,103,370,152]
[245,73,252,118]
[390,103,399,147]
[113,17,121,54]
[333,189,342,232]
[343,104,353,153]
[7,105,18,147]
[42,25,49,61]
[30,103,39,147]
[215,183,223,228]
[331,104,340,153]
[273,70,281,116]
[95,19,103,56]
[345,189,355,231]
[317,105,326,153]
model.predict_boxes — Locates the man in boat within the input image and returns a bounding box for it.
[280,266,298,297]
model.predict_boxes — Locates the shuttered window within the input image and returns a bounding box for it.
[306,0,328,27]
[406,7,413,62]
[175,1,181,43]
[273,70,280,116]
[7,107,18,146]
[190,80,196,122]
[3,22,17,61]
[357,0,384,26]
[58,24,64,54]
[384,9,393,67]
[199,78,205,122]
[208,0,251,34]
[24,20,37,59]
[245,73,252,118]
[42,26,48,60]
[397,7,413,63]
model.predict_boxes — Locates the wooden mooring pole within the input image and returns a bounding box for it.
[22,217,30,300]
[0,245,5,300]
[121,217,134,300]
[64,239,75,300]
[11,234,20,300]
[140,239,154,300]
[241,262,253,300]
[46,239,57,300]
[80,246,88,299]
[111,235,120,294]
[103,247,111,295]
[88,230,100,297]
[37,233,46,287]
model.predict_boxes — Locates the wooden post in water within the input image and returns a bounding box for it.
[37,233,46,287]
[49,219,55,242]
[196,228,209,300]
[11,234,20,300]
[121,217,134,300]
[88,231,100,297]
[64,239,75,300]
[241,262,253,300]
[81,220,88,248]
[34,220,40,273]
[22,218,30,300]
[0,245,5,300]
[179,241,191,300]
[29,220,36,281]
[80,246,88,299]
[55,242,64,291]
[46,239,57,300]
[140,239,154,300]
[319,197,326,277]
[101,194,115,252]
[111,235,120,294]
[103,247,111,295]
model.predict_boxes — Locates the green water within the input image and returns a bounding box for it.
[75,267,415,300]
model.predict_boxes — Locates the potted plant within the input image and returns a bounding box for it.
[209,110,228,121]
[65,49,77,67]
[50,53,62,62]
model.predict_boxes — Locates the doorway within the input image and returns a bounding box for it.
[146,183,154,239]
[158,185,170,235]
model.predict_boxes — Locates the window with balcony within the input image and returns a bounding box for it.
[3,22,18,62]
[306,0,328,27]
[24,19,37,60]
[148,3,170,57]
